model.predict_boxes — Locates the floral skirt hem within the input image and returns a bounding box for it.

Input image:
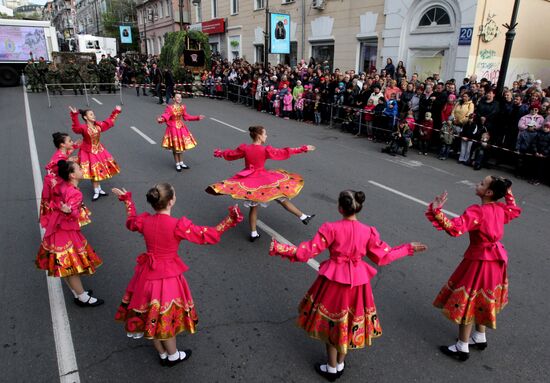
[36,240,102,277]
[432,259,508,329]
[115,291,198,340]
[206,170,304,203]
[80,159,120,181]
[296,276,382,354]
[161,133,197,153]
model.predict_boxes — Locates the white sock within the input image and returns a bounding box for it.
[299,214,308,220]
[471,330,486,343]
[78,291,97,304]
[94,187,100,194]
[168,350,185,361]
[450,340,469,353]
[320,364,337,374]
[251,230,259,237]
[337,362,345,372]
[159,352,168,360]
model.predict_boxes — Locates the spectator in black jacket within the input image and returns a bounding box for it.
[531,122,550,185]
[151,63,164,104]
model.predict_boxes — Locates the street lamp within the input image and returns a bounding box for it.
[496,0,520,96]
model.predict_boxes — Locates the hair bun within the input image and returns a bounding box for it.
[354,191,366,204]
[503,178,512,189]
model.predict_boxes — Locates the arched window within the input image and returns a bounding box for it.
[418,6,450,27]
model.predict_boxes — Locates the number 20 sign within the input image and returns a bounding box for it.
[458,27,473,45]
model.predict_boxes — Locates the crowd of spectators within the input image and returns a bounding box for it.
[116,54,550,186]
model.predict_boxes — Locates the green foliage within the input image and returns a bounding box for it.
[159,30,211,82]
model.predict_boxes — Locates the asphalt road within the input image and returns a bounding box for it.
[1,86,548,382]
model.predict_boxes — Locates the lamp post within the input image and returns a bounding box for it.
[496,0,520,96]
[94,0,100,35]
[179,0,184,30]
[263,0,269,71]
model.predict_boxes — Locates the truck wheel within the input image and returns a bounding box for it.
[0,66,20,87]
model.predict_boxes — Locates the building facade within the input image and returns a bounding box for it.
[75,0,106,36]
[136,0,192,55]
[189,0,549,85]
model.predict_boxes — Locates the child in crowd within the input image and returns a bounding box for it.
[269,190,426,380]
[274,95,281,117]
[418,112,434,156]
[373,97,387,142]
[363,99,376,139]
[531,122,550,185]
[438,116,457,160]
[426,177,520,362]
[295,93,305,122]
[313,94,322,125]
[283,91,293,120]
[471,130,490,171]
[515,121,538,178]
[383,120,412,157]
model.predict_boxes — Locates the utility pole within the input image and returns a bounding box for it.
[179,0,184,30]
[264,0,269,71]
[496,0,520,96]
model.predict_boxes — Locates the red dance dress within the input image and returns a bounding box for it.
[39,145,79,228]
[159,104,200,153]
[269,220,414,354]
[425,192,521,329]
[71,108,121,181]
[206,144,309,205]
[114,193,242,339]
[36,182,101,277]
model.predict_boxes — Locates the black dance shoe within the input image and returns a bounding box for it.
[74,295,104,308]
[159,356,167,366]
[92,192,100,201]
[439,345,469,361]
[72,290,93,304]
[302,214,315,225]
[314,363,339,382]
[180,163,190,169]
[469,339,488,350]
[249,233,261,242]
[165,349,192,367]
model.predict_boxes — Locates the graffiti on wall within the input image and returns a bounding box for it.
[475,49,500,83]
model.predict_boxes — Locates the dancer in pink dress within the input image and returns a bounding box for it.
[206,126,316,241]
[39,132,81,228]
[157,93,205,171]
[112,184,243,367]
[36,160,104,307]
[426,176,521,361]
[70,105,122,201]
[270,190,426,380]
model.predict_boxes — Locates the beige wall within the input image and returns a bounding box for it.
[196,0,385,71]
[468,0,550,85]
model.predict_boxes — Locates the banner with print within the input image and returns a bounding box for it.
[270,13,290,54]
[119,26,132,44]
[182,49,205,67]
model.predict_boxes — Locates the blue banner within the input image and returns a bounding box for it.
[119,26,132,44]
[270,13,290,54]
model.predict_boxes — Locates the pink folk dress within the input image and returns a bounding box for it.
[269,220,414,354]
[114,193,242,339]
[36,182,100,277]
[206,144,308,205]
[39,145,80,228]
[425,192,521,328]
[159,104,201,153]
[71,108,121,181]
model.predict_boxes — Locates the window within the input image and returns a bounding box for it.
[255,44,264,64]
[210,42,219,53]
[211,0,217,18]
[195,2,202,22]
[281,0,295,4]
[157,3,163,18]
[165,0,170,18]
[311,44,334,71]
[359,39,377,74]
[230,0,239,15]
[418,6,450,27]
[254,0,265,10]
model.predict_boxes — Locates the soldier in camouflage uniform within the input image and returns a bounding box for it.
[65,58,84,95]
[24,59,39,92]
[99,55,116,93]
[45,62,63,95]
[36,57,49,92]
[86,58,100,94]
[134,62,148,96]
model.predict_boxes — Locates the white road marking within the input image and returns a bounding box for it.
[257,219,320,271]
[24,86,81,383]
[210,117,246,133]
[130,126,156,144]
[368,180,459,218]
[92,97,103,105]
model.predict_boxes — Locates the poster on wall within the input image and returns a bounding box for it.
[119,26,132,44]
[270,13,290,54]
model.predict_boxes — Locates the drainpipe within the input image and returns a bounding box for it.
[301,0,305,61]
